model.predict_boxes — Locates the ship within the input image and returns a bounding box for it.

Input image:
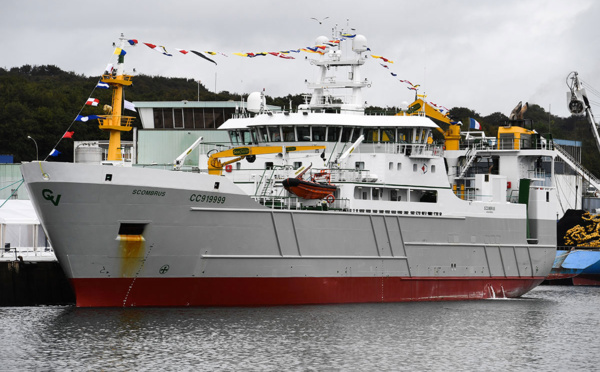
[21,33,557,307]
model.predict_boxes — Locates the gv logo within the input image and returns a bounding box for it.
[42,189,61,206]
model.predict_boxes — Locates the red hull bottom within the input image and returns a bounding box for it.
[71,276,546,307]
[572,275,600,286]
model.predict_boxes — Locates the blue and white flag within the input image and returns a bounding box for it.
[76,115,100,122]
[469,118,482,130]
[96,82,110,89]
[49,149,60,157]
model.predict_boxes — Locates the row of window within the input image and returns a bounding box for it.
[229,126,433,145]
[153,108,231,129]
[354,187,437,203]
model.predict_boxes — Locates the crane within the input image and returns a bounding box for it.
[567,71,600,154]
[207,145,326,175]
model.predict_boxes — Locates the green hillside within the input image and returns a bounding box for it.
[1,65,599,176]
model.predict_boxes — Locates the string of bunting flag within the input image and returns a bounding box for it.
[46,33,452,158]
[45,71,137,159]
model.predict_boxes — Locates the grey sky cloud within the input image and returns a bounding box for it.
[2,0,598,118]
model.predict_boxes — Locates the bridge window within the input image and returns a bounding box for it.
[268,127,281,142]
[313,127,326,141]
[282,127,295,141]
[297,126,310,141]
[351,128,363,142]
[327,127,341,142]
[341,127,353,142]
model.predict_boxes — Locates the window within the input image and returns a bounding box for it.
[313,127,326,141]
[268,127,281,142]
[266,162,274,170]
[282,127,295,141]
[364,128,379,143]
[341,127,353,142]
[372,188,380,200]
[297,126,310,141]
[431,165,436,173]
[413,164,418,172]
[293,162,302,170]
[397,163,402,171]
[389,162,393,170]
[327,127,340,142]
[351,128,363,142]
[381,129,395,142]
[355,162,365,170]
[173,109,184,128]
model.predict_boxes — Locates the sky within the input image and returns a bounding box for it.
[2,0,600,119]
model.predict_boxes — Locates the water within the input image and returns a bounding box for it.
[1,285,598,371]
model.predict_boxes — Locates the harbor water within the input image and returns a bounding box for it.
[1,285,598,371]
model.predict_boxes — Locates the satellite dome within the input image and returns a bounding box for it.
[352,35,368,52]
[247,92,263,113]
[315,36,329,45]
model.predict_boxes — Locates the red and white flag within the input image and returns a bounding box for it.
[86,98,99,106]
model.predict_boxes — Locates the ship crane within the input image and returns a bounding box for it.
[173,136,204,170]
[561,71,600,193]
[567,71,600,154]
[207,145,326,175]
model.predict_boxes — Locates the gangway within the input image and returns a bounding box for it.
[555,144,600,191]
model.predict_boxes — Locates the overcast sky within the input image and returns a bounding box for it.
[2,0,599,119]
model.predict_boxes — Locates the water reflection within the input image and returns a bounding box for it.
[0,286,598,371]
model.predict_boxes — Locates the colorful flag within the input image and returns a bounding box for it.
[96,82,110,89]
[127,39,138,46]
[191,50,217,65]
[105,63,113,73]
[62,131,74,139]
[76,115,100,122]
[159,46,172,56]
[49,149,60,157]
[124,100,136,112]
[469,118,482,130]
[176,49,189,55]
[114,48,123,55]
[86,98,99,106]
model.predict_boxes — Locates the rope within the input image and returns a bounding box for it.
[0,179,24,209]
[44,46,123,161]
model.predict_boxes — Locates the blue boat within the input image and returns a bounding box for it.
[572,250,600,285]
[547,249,600,280]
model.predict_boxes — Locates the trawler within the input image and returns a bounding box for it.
[21,33,557,307]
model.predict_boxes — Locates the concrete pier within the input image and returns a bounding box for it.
[0,260,75,306]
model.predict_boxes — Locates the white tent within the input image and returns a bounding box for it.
[0,199,52,259]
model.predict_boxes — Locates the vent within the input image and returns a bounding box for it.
[118,223,147,235]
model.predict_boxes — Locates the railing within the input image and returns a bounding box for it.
[253,195,350,211]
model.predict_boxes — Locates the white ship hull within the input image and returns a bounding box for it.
[22,162,554,307]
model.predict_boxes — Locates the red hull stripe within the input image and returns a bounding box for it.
[71,276,546,307]
[572,275,600,286]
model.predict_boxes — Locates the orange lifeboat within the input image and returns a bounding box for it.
[282,177,337,200]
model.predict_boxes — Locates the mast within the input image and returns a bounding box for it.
[301,32,370,115]
[99,34,135,161]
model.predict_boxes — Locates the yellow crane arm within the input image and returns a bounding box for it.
[208,145,326,175]
[407,99,462,150]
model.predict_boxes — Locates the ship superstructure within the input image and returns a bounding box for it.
[20,32,557,307]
